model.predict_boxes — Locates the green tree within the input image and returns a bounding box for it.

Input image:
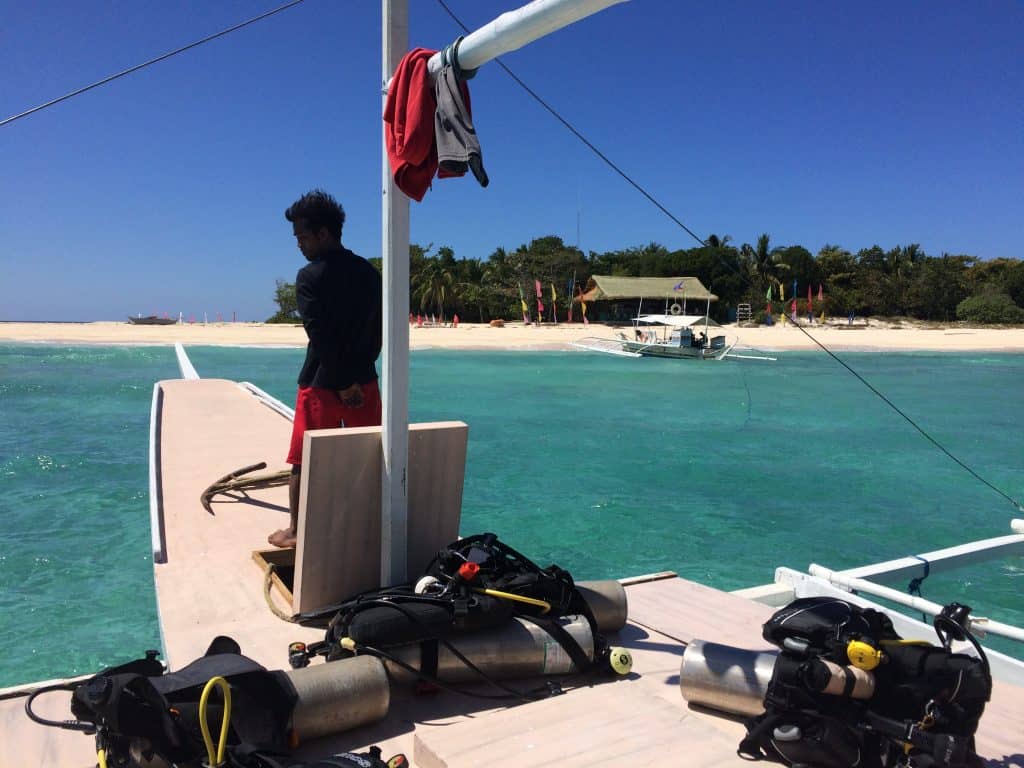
[965,257,1024,307]
[957,291,1024,324]
[885,244,925,315]
[854,246,888,315]
[740,234,776,291]
[815,244,857,315]
[905,255,970,320]
[266,279,298,323]
[412,259,455,321]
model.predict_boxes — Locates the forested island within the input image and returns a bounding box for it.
[268,235,1024,325]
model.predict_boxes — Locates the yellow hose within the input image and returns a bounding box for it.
[199,675,232,767]
[475,588,551,614]
[97,747,108,768]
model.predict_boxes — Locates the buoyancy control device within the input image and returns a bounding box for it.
[737,597,992,768]
[26,636,393,768]
[292,533,631,690]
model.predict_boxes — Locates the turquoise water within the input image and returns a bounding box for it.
[2,343,1023,687]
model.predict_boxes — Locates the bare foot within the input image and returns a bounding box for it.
[268,527,297,548]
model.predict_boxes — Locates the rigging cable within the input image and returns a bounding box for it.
[0,0,307,128]
[435,0,1023,513]
[4,0,1019,513]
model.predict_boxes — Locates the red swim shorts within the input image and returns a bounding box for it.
[287,381,382,465]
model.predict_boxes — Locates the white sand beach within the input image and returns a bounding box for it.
[2,319,1024,352]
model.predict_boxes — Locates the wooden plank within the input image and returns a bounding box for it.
[413,681,749,768]
[0,688,96,768]
[293,421,467,613]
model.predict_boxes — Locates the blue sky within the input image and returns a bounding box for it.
[2,0,1021,321]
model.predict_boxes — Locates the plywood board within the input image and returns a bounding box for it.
[293,421,467,613]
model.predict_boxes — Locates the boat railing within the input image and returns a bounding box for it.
[148,381,167,564]
[238,381,296,421]
[802,565,1024,643]
[737,519,1024,685]
[570,337,643,358]
[174,342,199,380]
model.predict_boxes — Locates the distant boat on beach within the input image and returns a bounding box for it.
[127,315,177,325]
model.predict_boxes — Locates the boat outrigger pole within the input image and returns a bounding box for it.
[380,0,629,584]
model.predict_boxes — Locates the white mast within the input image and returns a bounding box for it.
[380,0,630,585]
[381,0,410,586]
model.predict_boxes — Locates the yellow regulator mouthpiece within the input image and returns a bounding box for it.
[608,647,633,675]
[847,640,884,671]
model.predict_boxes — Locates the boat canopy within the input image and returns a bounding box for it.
[635,314,722,328]
[577,275,718,302]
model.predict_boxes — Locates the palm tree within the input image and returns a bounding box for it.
[412,261,454,322]
[741,233,782,293]
[886,244,924,315]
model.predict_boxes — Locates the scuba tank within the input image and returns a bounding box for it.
[679,640,778,716]
[302,534,631,686]
[286,655,390,744]
[383,614,596,684]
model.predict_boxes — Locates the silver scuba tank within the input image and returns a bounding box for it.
[379,578,628,683]
[576,579,628,633]
[679,639,777,716]
[285,654,390,743]
[384,614,596,684]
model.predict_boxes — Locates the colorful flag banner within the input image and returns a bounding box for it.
[567,276,575,322]
[535,279,544,316]
[518,283,530,323]
[581,296,589,326]
[550,282,558,324]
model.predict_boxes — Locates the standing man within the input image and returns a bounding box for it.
[268,189,383,548]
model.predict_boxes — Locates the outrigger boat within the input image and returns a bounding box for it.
[569,275,735,360]
[6,348,1022,766]
[570,275,774,361]
[574,313,735,359]
[3,1,1022,766]
[6,350,1015,768]
[128,315,177,326]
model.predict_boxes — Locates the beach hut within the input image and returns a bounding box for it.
[575,275,718,321]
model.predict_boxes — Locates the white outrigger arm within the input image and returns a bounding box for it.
[380,0,630,584]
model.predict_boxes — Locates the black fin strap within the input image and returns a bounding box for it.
[738,713,783,761]
[419,639,439,683]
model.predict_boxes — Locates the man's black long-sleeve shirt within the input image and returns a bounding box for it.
[295,246,382,389]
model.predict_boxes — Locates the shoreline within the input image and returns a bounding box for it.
[2,320,1024,353]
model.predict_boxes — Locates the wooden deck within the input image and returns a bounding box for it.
[3,379,1022,768]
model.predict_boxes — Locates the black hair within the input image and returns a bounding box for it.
[285,189,346,240]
